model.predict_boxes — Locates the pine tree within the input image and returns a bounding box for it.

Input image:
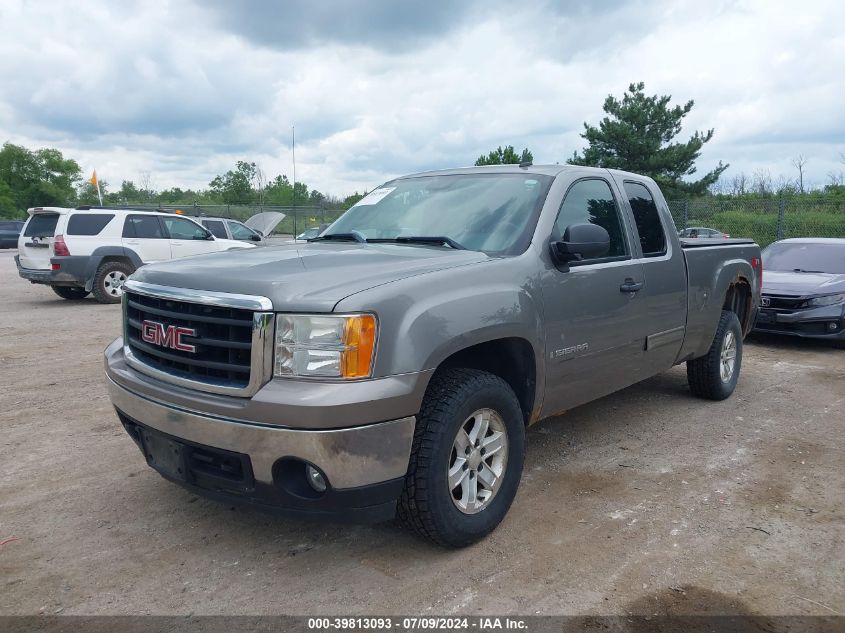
[568,82,727,197]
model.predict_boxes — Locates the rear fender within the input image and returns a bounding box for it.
[83,247,144,291]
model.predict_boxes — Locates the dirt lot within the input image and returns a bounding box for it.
[1,248,843,617]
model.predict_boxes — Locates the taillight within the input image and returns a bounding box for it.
[53,235,70,257]
[751,257,763,287]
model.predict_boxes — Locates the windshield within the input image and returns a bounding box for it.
[326,173,553,254]
[762,241,845,274]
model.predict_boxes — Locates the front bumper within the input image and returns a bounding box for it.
[15,254,87,287]
[105,339,421,522]
[753,304,845,340]
[108,377,415,522]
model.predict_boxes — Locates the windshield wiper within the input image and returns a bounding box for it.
[308,231,367,244]
[370,236,466,250]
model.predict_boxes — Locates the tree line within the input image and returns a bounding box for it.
[0,145,366,219]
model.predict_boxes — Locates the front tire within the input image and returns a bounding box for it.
[687,310,743,400]
[398,368,525,548]
[92,261,133,304]
[51,286,90,300]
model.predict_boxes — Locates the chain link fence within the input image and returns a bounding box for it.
[667,197,845,247]
[95,196,845,247]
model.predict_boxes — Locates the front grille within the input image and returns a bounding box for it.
[125,290,254,389]
[761,294,807,312]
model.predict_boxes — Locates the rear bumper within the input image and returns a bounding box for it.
[15,254,87,287]
[107,375,416,523]
[753,305,845,340]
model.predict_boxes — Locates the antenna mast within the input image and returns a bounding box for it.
[291,125,296,210]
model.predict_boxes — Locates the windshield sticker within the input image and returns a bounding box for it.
[354,187,396,206]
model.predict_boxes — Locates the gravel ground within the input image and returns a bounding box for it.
[1,248,843,617]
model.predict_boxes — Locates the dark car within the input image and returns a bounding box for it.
[0,220,25,248]
[678,226,730,239]
[754,238,845,343]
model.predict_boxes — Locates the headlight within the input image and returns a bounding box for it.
[806,294,845,307]
[274,314,377,379]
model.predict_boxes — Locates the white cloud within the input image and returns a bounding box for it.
[0,0,843,197]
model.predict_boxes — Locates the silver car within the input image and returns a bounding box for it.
[200,212,285,245]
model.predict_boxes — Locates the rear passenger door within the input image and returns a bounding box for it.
[122,214,170,263]
[540,177,647,416]
[620,179,687,374]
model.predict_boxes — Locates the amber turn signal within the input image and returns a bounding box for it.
[341,314,377,378]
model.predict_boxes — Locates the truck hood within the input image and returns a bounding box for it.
[129,242,489,311]
[763,270,845,296]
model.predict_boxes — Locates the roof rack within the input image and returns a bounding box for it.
[74,205,188,214]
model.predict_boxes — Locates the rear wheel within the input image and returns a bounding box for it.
[92,261,133,304]
[397,368,525,548]
[687,310,743,400]
[51,286,90,300]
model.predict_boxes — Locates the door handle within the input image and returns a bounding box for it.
[620,278,644,293]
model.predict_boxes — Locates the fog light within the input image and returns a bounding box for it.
[829,322,839,331]
[306,465,327,492]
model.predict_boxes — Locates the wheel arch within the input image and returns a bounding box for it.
[83,247,142,291]
[433,337,539,425]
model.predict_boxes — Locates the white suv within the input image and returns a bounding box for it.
[16,207,256,303]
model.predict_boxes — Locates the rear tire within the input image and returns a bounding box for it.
[397,368,525,548]
[92,261,133,304]
[687,310,743,400]
[51,286,90,300]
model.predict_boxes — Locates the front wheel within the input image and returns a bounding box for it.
[397,368,525,548]
[687,310,743,400]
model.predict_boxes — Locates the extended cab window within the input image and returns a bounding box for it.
[123,215,164,239]
[162,216,209,240]
[202,219,228,239]
[67,213,115,236]
[554,179,628,261]
[624,181,667,257]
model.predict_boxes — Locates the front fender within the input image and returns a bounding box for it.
[334,258,545,408]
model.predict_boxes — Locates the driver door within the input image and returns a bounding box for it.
[540,177,647,417]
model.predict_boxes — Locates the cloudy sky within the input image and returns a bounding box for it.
[1,0,843,197]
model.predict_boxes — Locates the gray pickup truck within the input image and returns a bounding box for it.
[104,165,761,547]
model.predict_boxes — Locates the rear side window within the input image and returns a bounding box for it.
[123,215,165,239]
[202,219,227,239]
[24,213,60,237]
[67,213,115,236]
[624,182,667,257]
[554,179,628,260]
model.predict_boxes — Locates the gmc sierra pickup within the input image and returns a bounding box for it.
[104,165,761,547]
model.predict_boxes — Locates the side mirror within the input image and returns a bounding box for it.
[550,223,610,264]
[250,234,262,241]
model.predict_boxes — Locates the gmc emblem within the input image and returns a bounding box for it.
[141,320,196,353]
